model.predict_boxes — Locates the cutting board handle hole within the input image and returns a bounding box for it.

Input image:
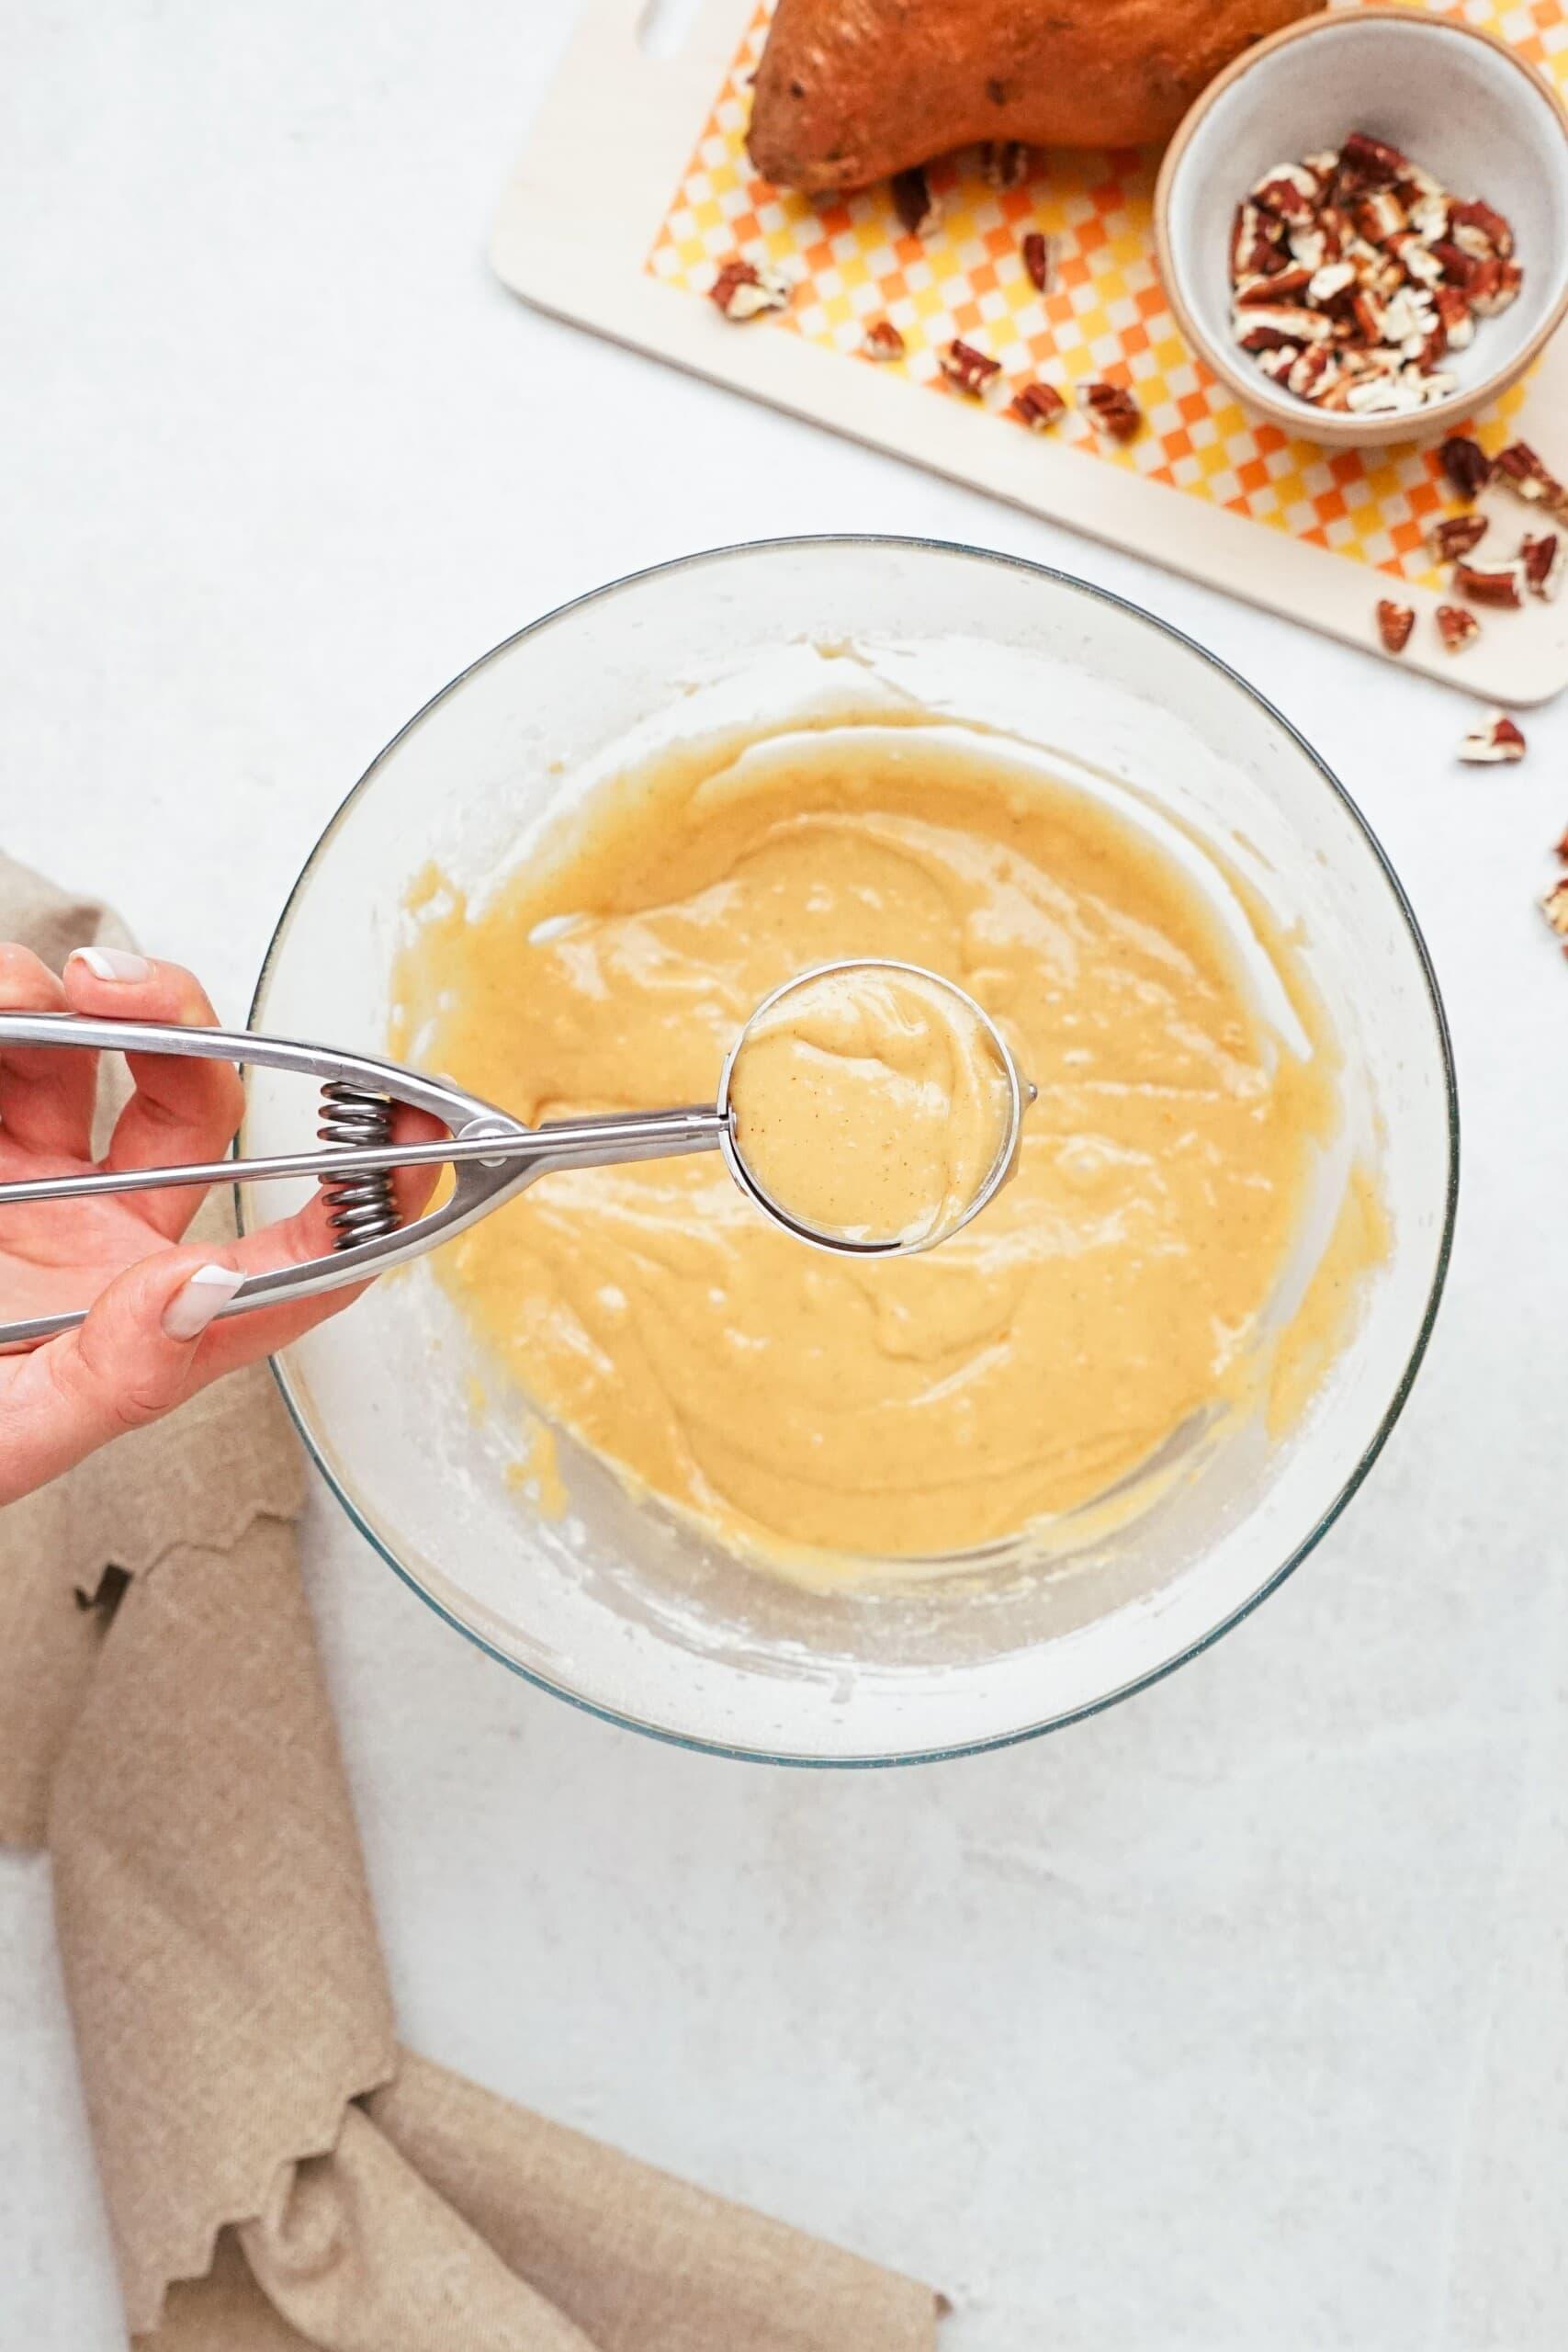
[638,0,705,61]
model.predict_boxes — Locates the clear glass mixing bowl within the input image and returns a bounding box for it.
[245,538,1456,1766]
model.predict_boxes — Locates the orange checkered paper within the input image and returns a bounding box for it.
[648,0,1568,585]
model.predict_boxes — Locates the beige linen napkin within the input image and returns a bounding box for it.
[0,854,941,2352]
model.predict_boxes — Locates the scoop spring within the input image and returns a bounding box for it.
[317,1081,398,1248]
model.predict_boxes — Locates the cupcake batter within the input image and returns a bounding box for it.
[727,960,1017,1249]
[394,723,1371,1569]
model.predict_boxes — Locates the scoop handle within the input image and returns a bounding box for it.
[0,1012,725,1348]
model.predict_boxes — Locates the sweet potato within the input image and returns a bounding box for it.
[748,0,1324,190]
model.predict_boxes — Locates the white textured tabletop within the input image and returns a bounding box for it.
[4,6,1567,2346]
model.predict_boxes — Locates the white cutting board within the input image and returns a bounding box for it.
[491,0,1568,704]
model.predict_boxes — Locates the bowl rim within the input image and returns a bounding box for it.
[1152,6,1568,449]
[249,534,1460,1770]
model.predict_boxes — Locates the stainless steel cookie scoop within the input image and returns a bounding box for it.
[0,959,1029,1348]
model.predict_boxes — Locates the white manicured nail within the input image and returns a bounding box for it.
[69,945,152,984]
[163,1264,244,1340]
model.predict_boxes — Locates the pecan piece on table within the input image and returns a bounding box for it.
[1375,599,1416,655]
[1438,435,1494,501]
[938,338,1001,396]
[1458,711,1527,764]
[1520,532,1564,602]
[983,140,1029,189]
[1021,231,1052,294]
[709,257,792,321]
[1543,878,1568,949]
[1081,381,1142,441]
[1495,442,1568,514]
[1436,604,1481,652]
[1454,560,1525,609]
[861,319,907,361]
[1427,514,1490,563]
[892,164,940,237]
[1010,380,1066,431]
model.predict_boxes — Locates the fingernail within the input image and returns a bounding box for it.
[163,1263,244,1340]
[69,945,152,984]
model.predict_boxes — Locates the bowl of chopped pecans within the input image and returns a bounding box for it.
[1153,7,1568,447]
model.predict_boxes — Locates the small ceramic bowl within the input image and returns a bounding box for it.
[1154,7,1568,448]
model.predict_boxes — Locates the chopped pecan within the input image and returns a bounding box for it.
[1450,223,1495,265]
[1554,827,1568,867]
[1336,131,1407,196]
[1307,259,1357,305]
[1432,241,1482,291]
[1251,164,1319,221]
[1314,373,1362,413]
[861,318,906,361]
[1314,204,1354,263]
[1520,532,1563,602]
[1021,231,1052,294]
[1288,345,1340,401]
[709,257,792,321]
[983,140,1029,189]
[1254,345,1301,384]
[1436,604,1481,652]
[1375,598,1416,654]
[1354,190,1407,246]
[1344,367,1438,418]
[1454,559,1525,608]
[1470,258,1522,317]
[1235,266,1313,305]
[1495,443,1568,514]
[1407,190,1451,245]
[892,164,940,237]
[1010,379,1066,431]
[1393,234,1446,288]
[1231,201,1286,277]
[1382,285,1433,349]
[1427,514,1490,563]
[1236,305,1334,352]
[1542,878,1568,947]
[1438,436,1494,501]
[1431,284,1474,348]
[1450,198,1514,259]
[1081,381,1142,441]
[938,338,1000,396]
[1458,710,1527,764]
[1228,138,1522,413]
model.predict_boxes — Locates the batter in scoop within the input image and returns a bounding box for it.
[393,721,1374,1571]
[726,960,1019,1249]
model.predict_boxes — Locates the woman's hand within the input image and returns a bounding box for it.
[0,943,437,1505]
